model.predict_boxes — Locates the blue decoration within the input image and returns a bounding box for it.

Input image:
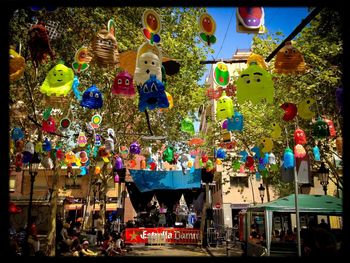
[263,153,269,165]
[227,111,244,132]
[80,85,103,109]
[313,146,321,161]
[95,134,101,146]
[251,146,261,159]
[72,75,81,101]
[239,150,248,162]
[22,151,33,164]
[255,172,261,181]
[42,138,52,152]
[216,148,226,159]
[258,163,265,171]
[138,74,169,112]
[80,166,87,176]
[11,127,24,141]
[283,147,294,169]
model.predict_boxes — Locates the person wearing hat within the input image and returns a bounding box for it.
[81,240,98,256]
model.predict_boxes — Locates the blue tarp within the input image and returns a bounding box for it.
[128,169,202,192]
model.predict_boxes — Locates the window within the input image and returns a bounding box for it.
[9,178,16,192]
[230,176,249,188]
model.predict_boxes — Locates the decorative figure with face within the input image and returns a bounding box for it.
[216,91,234,121]
[42,116,56,133]
[11,127,24,141]
[130,141,141,155]
[72,46,92,74]
[138,75,169,112]
[112,71,135,97]
[298,98,316,120]
[9,48,25,82]
[199,13,217,46]
[236,62,274,105]
[40,63,74,96]
[227,111,244,132]
[275,41,305,74]
[80,85,103,109]
[77,132,87,147]
[280,102,297,121]
[142,9,162,44]
[313,117,330,139]
[237,7,264,29]
[294,128,307,145]
[213,62,229,87]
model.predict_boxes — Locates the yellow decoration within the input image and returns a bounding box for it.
[270,122,282,139]
[260,137,273,153]
[95,166,101,174]
[216,91,234,121]
[274,41,306,74]
[247,53,267,70]
[187,160,193,168]
[40,63,74,96]
[298,98,316,120]
[9,48,25,82]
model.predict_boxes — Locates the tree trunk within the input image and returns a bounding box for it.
[46,161,60,256]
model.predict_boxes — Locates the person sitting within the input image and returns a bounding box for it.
[318,219,330,231]
[60,222,73,252]
[249,231,261,245]
[80,240,97,256]
[27,220,41,254]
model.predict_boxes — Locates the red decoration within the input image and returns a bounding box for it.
[9,202,22,214]
[206,87,222,100]
[42,116,56,133]
[294,128,307,145]
[280,102,297,121]
[225,84,236,97]
[324,118,336,137]
[201,154,209,163]
[245,156,254,168]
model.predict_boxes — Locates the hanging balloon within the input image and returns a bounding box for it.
[40,63,74,97]
[216,91,234,121]
[72,46,92,74]
[313,117,330,139]
[112,71,135,97]
[236,62,274,105]
[181,118,195,135]
[294,144,306,158]
[294,128,307,145]
[130,142,141,155]
[270,122,282,139]
[142,9,162,44]
[213,62,230,87]
[9,47,26,82]
[280,102,297,121]
[80,85,103,109]
[199,13,217,46]
[274,41,306,74]
[313,146,321,161]
[283,147,294,169]
[298,98,316,120]
[227,111,244,132]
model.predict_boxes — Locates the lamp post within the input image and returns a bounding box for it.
[318,162,329,195]
[258,184,265,204]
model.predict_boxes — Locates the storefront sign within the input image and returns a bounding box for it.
[124,228,201,244]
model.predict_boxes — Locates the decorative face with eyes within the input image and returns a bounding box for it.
[275,41,305,74]
[227,111,244,132]
[112,71,135,96]
[134,51,162,86]
[237,7,264,29]
[77,132,87,147]
[213,62,229,87]
[40,64,74,96]
[313,118,330,139]
[294,128,307,145]
[92,28,119,67]
[130,142,141,155]
[236,62,274,105]
[138,75,169,112]
[216,92,234,121]
[80,85,103,109]
[42,116,56,133]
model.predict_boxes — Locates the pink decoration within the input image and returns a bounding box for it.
[294,144,306,158]
[112,71,135,97]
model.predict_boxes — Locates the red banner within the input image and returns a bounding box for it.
[124,228,201,244]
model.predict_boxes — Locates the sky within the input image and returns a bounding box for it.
[199,7,309,84]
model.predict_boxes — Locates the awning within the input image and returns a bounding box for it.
[92,203,118,211]
[64,204,83,210]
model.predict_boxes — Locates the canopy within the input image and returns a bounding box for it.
[248,194,342,215]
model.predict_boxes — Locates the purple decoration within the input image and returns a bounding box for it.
[114,156,123,169]
[22,151,33,164]
[222,120,228,129]
[130,141,141,154]
[80,85,103,109]
[335,86,344,114]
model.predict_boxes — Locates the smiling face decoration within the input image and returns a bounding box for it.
[227,111,244,132]
[40,63,74,96]
[112,71,135,97]
[199,13,217,46]
[275,41,305,74]
[134,42,162,86]
[138,75,169,112]
[77,132,87,147]
[237,7,264,29]
[236,62,274,105]
[80,85,103,109]
[216,91,234,121]
[294,128,307,145]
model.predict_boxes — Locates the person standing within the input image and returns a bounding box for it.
[95,215,104,246]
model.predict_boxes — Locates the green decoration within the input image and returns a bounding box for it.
[181,118,195,135]
[213,62,229,87]
[43,107,52,120]
[232,160,241,171]
[313,117,330,139]
[163,146,174,163]
[216,91,234,121]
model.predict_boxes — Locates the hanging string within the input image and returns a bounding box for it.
[284,126,289,148]
[215,8,235,60]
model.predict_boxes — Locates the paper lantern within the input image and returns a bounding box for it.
[199,12,217,46]
[323,118,336,137]
[294,128,307,145]
[213,62,230,87]
[313,146,321,161]
[260,137,273,153]
[247,53,267,70]
[227,111,243,132]
[313,117,330,139]
[72,46,92,74]
[274,41,305,74]
[270,122,282,139]
[298,98,316,120]
[142,9,162,44]
[40,63,74,96]
[77,132,87,147]
[112,71,135,97]
[237,7,264,29]
[92,19,119,67]
[181,118,195,135]
[268,152,276,164]
[11,127,24,141]
[134,42,162,86]
[28,21,55,68]
[9,48,25,82]
[294,144,306,158]
[42,116,56,133]
[80,85,103,109]
[335,86,344,114]
[216,91,234,121]
[130,142,141,155]
[283,147,294,169]
[336,137,343,156]
[138,75,169,112]
[163,146,175,163]
[280,102,297,121]
[236,62,274,105]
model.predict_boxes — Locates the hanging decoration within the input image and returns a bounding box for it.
[80,85,103,109]
[274,41,306,74]
[163,145,175,163]
[28,21,55,68]
[227,111,244,132]
[222,119,228,130]
[213,62,230,87]
[79,151,88,164]
[90,114,102,129]
[335,137,343,156]
[42,116,56,133]
[268,152,276,164]
[280,102,297,121]
[236,62,274,105]
[270,122,282,139]
[138,74,169,112]
[111,71,135,97]
[294,144,306,158]
[42,138,52,152]
[60,117,71,130]
[165,92,173,109]
[181,118,195,135]
[198,13,217,46]
[251,146,261,160]
[77,132,87,147]
[94,133,102,147]
[236,7,265,33]
[312,117,330,139]
[245,156,254,168]
[313,145,321,161]
[294,128,307,145]
[40,63,74,96]
[323,118,336,137]
[216,148,226,159]
[297,98,316,120]
[134,42,162,86]
[142,9,162,44]
[11,127,24,141]
[9,47,25,82]
[260,137,273,153]
[72,46,92,74]
[225,84,236,97]
[216,91,234,121]
[130,142,141,155]
[92,19,120,67]
[246,53,267,69]
[206,87,222,100]
[283,147,294,169]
